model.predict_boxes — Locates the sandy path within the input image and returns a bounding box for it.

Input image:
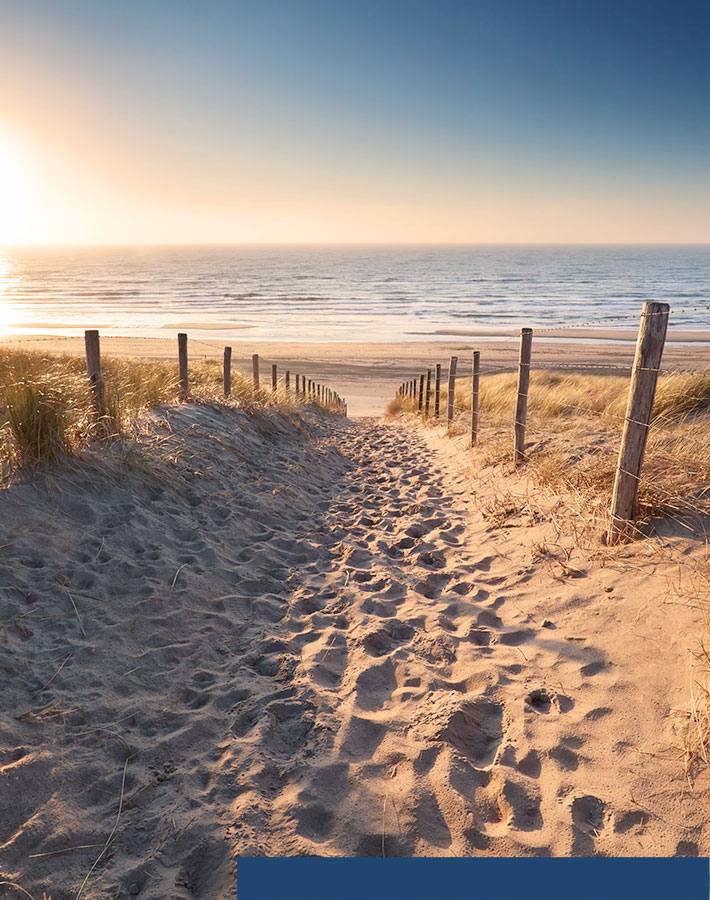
[1,408,707,899]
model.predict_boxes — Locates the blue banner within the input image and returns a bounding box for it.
[237,857,708,900]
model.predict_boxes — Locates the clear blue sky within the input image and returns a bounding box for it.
[0,0,708,243]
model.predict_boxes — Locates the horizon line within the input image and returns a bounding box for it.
[2,240,709,250]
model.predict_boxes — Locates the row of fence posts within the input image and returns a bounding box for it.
[84,330,347,419]
[248,350,346,413]
[395,301,670,544]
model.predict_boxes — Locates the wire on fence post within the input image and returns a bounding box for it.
[223,346,232,397]
[178,333,188,401]
[514,329,533,465]
[446,357,458,427]
[84,329,106,422]
[435,364,441,419]
[471,350,480,446]
[608,301,670,544]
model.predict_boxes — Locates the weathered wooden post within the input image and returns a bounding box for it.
[223,346,232,397]
[84,329,106,420]
[271,364,278,393]
[425,369,432,417]
[608,302,670,543]
[295,373,300,394]
[418,374,425,412]
[471,350,480,446]
[446,356,458,426]
[178,333,188,400]
[285,370,290,392]
[514,329,533,465]
[252,353,260,389]
[435,364,441,419]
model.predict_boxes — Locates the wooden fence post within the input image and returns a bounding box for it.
[285,370,290,392]
[435,364,441,419]
[272,364,278,393]
[223,346,232,397]
[418,374,424,412]
[514,329,533,465]
[425,369,432,417]
[252,353,260,390]
[446,356,458,426]
[178,333,188,400]
[608,302,670,543]
[84,329,106,420]
[471,350,480,446]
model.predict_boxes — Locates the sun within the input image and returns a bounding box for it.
[0,131,29,244]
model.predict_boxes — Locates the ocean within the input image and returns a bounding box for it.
[0,244,708,343]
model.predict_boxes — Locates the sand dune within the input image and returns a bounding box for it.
[0,402,708,898]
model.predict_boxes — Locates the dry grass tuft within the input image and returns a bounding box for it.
[4,378,70,466]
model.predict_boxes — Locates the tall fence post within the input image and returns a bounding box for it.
[295,373,300,394]
[285,370,290,393]
[84,329,106,421]
[608,301,670,543]
[471,350,480,446]
[435,363,441,418]
[271,364,278,393]
[178,333,188,401]
[418,374,424,412]
[425,369,432,418]
[223,346,232,397]
[514,329,533,465]
[446,356,458,427]
[252,353,260,390]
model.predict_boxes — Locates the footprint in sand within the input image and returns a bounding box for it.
[438,698,504,767]
[571,794,607,852]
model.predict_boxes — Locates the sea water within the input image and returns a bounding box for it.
[0,244,708,342]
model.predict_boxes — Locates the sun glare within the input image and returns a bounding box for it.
[0,132,29,244]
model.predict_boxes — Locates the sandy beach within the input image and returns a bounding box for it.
[3,332,710,417]
[1,360,709,895]
[3,0,710,893]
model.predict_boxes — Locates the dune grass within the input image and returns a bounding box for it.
[387,369,710,522]
[389,370,710,424]
[0,348,340,473]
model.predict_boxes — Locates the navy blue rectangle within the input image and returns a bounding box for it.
[237,857,708,900]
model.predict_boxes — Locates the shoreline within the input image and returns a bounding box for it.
[2,326,710,345]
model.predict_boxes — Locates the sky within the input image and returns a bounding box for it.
[0,0,708,244]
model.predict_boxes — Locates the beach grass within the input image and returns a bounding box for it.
[387,369,710,522]
[0,348,340,473]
